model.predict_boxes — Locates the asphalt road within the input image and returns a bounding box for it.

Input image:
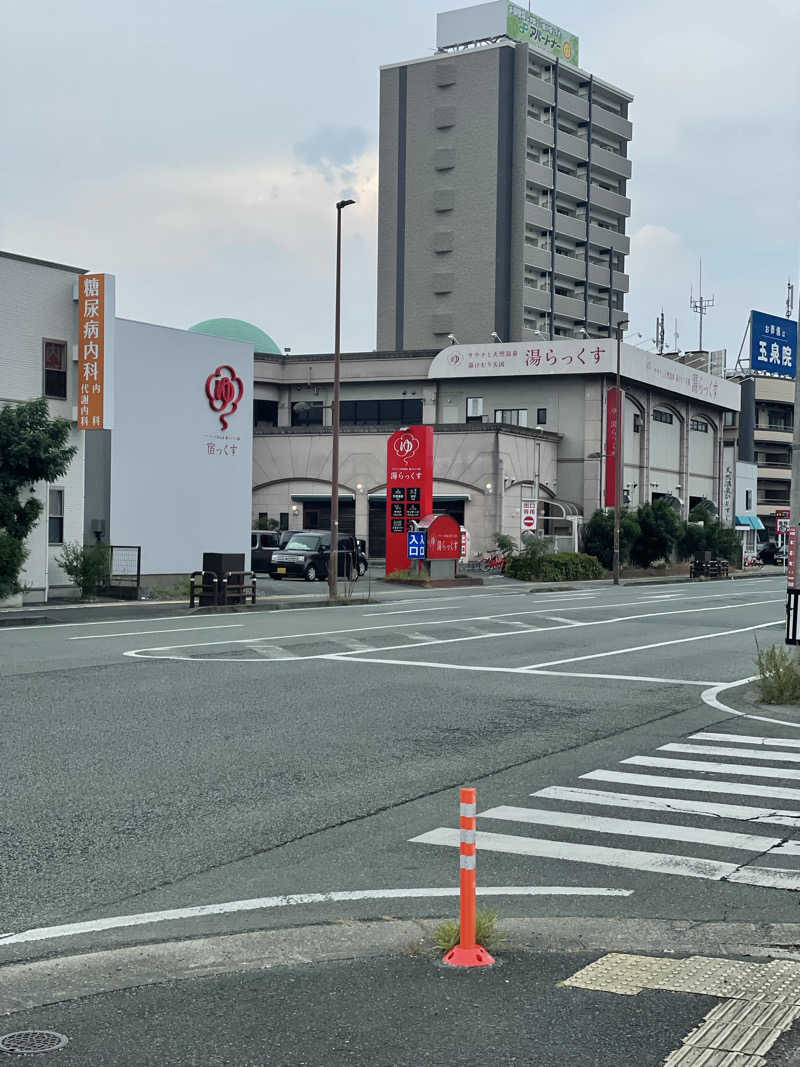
[0,575,794,962]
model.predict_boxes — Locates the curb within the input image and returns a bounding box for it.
[5,916,800,1017]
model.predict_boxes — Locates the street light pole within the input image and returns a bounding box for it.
[612,319,628,585]
[328,198,355,601]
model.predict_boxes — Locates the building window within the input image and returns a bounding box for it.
[653,409,673,424]
[339,398,423,426]
[279,512,289,530]
[633,413,641,433]
[536,407,547,426]
[466,397,484,423]
[253,399,278,428]
[494,409,528,427]
[43,340,67,399]
[723,411,736,427]
[745,489,753,510]
[291,401,324,426]
[690,418,709,433]
[48,488,64,544]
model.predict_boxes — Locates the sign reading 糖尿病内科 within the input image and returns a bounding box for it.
[78,273,115,430]
[506,3,578,65]
[751,310,797,379]
[386,426,434,575]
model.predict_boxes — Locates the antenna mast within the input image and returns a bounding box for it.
[787,279,795,320]
[655,310,665,355]
[689,258,714,352]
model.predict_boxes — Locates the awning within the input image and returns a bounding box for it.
[291,494,355,503]
[735,515,765,530]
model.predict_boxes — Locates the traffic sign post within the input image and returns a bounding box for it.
[521,497,537,535]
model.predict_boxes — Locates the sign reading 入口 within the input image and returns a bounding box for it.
[77,273,115,430]
[751,310,797,379]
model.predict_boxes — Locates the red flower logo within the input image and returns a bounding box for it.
[393,432,420,463]
[205,365,243,429]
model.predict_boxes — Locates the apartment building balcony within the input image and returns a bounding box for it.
[526,161,553,189]
[524,245,551,272]
[557,91,589,123]
[527,117,554,148]
[592,104,633,141]
[592,144,632,179]
[556,171,588,201]
[587,300,611,327]
[757,465,792,481]
[525,202,553,230]
[586,263,630,294]
[754,425,793,444]
[527,77,555,107]
[553,250,587,283]
[590,184,631,216]
[588,223,630,255]
[555,211,588,241]
[556,129,589,163]
[554,292,587,320]
[522,285,551,312]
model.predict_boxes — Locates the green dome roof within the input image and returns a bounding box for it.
[188,317,281,354]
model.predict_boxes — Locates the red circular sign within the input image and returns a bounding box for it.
[522,515,536,529]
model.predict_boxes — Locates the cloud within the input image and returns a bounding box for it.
[294,125,371,184]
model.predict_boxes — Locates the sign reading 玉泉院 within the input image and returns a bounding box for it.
[751,310,797,379]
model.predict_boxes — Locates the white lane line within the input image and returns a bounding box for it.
[702,676,800,730]
[479,805,781,852]
[0,611,264,634]
[583,768,800,804]
[533,670,718,685]
[541,615,582,626]
[692,732,800,749]
[70,624,244,641]
[362,606,460,616]
[0,884,632,946]
[533,785,800,828]
[661,742,800,764]
[126,598,783,661]
[411,827,739,881]
[520,618,782,671]
[623,755,800,781]
[362,593,595,616]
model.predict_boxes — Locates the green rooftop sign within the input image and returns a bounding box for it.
[506,3,579,66]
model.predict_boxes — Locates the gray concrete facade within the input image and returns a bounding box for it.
[377,36,633,351]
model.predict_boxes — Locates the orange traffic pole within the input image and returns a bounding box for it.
[443,787,495,967]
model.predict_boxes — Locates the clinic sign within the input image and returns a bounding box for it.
[751,310,797,378]
[77,273,115,430]
[507,3,579,65]
[385,425,434,576]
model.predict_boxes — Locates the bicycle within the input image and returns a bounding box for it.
[478,549,508,574]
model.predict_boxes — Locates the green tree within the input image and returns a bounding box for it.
[0,398,76,598]
[676,504,741,565]
[582,508,640,570]
[629,498,681,568]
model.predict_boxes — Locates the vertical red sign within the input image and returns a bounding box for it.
[788,526,798,587]
[385,425,434,576]
[604,387,620,507]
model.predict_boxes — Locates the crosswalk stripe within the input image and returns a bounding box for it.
[691,732,800,750]
[660,742,800,764]
[729,866,800,891]
[479,805,781,852]
[532,785,800,829]
[411,827,739,880]
[582,769,800,804]
[769,841,800,857]
[622,755,800,781]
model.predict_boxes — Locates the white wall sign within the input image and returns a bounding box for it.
[521,497,537,533]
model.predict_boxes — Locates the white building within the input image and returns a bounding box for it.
[1,251,253,603]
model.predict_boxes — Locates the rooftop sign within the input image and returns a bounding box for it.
[750,309,797,379]
[428,340,741,411]
[437,1,579,67]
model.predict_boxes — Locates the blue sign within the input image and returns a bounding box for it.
[407,531,427,559]
[751,310,797,378]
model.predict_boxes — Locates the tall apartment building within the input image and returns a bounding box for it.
[377,3,633,351]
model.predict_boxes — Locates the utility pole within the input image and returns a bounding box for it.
[612,319,628,585]
[790,292,800,549]
[690,258,715,354]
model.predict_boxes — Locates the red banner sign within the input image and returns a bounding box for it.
[788,526,798,586]
[605,387,620,507]
[385,425,434,575]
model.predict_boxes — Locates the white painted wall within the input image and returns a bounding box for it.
[110,320,253,575]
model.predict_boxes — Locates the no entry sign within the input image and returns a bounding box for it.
[521,498,537,533]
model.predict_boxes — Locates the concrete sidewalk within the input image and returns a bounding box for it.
[5,918,800,1065]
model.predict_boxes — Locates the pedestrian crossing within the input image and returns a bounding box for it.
[410,727,800,892]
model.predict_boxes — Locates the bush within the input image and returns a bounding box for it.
[676,505,741,565]
[629,499,681,568]
[582,508,640,570]
[755,641,800,704]
[506,547,604,581]
[56,542,110,598]
[0,532,27,599]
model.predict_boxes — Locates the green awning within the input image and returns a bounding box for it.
[735,514,765,530]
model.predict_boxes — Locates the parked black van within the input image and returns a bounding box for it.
[251,530,281,572]
[269,531,360,582]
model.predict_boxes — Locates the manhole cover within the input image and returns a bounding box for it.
[0,1031,69,1055]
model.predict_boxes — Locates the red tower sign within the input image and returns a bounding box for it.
[385,425,434,575]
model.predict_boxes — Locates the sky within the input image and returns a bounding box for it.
[1,0,798,360]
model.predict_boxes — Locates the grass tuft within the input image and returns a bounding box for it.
[433,908,508,954]
[755,639,800,704]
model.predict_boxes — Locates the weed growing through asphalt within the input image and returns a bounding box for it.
[433,908,508,953]
[755,639,800,704]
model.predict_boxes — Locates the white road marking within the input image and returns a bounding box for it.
[70,624,244,641]
[362,605,461,616]
[623,755,800,781]
[728,866,800,890]
[532,670,718,686]
[768,841,800,857]
[541,615,582,626]
[411,827,740,880]
[583,768,800,803]
[692,732,800,749]
[701,676,800,730]
[533,785,800,828]
[479,805,781,852]
[252,644,297,659]
[521,618,782,671]
[0,885,632,946]
[661,742,800,764]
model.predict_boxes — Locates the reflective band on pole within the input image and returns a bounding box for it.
[460,829,476,844]
[460,802,477,818]
[460,854,476,869]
